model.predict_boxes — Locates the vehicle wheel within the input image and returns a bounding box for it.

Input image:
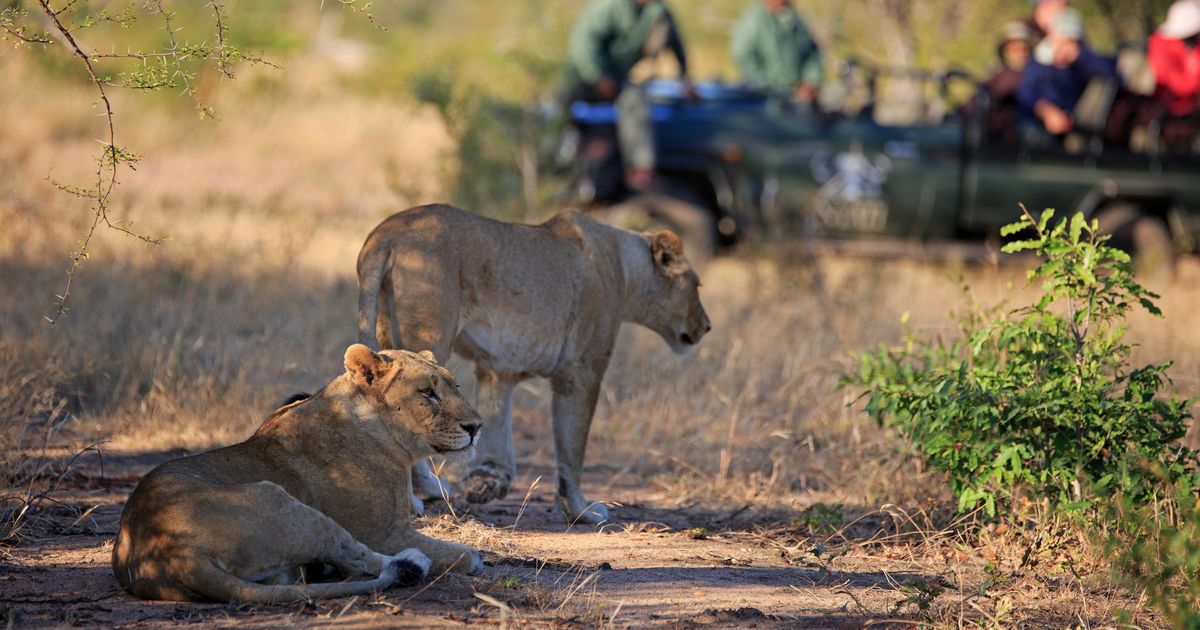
[1094,205,1175,280]
[600,192,717,263]
[1130,216,1175,281]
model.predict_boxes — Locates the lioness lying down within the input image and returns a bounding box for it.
[357,204,711,524]
[112,345,484,604]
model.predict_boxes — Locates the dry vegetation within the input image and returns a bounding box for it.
[3,35,1200,626]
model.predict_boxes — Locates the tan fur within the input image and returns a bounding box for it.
[356,204,710,524]
[112,345,484,603]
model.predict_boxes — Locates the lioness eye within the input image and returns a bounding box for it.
[421,388,440,402]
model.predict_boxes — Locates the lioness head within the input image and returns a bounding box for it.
[343,344,482,456]
[643,230,711,355]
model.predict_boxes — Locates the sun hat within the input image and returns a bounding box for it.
[1001,21,1037,45]
[1159,0,1200,39]
[1051,8,1084,40]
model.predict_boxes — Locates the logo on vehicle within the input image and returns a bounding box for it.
[809,144,892,232]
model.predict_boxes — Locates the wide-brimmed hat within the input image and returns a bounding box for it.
[1160,0,1200,40]
[1001,21,1037,45]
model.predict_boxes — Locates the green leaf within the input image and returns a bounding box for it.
[1038,208,1056,232]
[1069,212,1085,244]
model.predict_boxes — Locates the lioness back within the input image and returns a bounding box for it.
[356,205,620,372]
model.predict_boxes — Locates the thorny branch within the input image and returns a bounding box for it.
[33,0,150,324]
[325,0,387,31]
[3,1,276,323]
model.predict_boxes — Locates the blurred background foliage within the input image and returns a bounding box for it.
[10,1,1176,96]
[3,0,1178,220]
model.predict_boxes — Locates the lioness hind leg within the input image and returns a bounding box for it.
[462,369,518,505]
[147,481,429,603]
[217,482,405,581]
[255,489,430,587]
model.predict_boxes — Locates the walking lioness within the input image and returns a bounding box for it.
[112,344,484,603]
[357,204,711,524]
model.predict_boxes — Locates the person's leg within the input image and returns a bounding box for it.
[616,83,655,190]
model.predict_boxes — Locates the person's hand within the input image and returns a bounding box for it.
[1037,100,1073,135]
[792,82,818,104]
[595,76,618,99]
[681,77,699,101]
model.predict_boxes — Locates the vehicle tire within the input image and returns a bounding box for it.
[1130,216,1175,281]
[600,192,717,263]
[1094,205,1175,281]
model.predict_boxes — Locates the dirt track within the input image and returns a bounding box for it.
[1,448,964,629]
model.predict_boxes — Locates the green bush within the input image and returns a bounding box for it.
[1109,483,1200,629]
[847,208,1198,517]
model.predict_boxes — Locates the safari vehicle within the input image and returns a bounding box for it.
[565,67,1200,264]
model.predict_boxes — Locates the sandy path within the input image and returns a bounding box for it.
[1,450,943,628]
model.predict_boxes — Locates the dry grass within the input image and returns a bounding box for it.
[3,53,1199,626]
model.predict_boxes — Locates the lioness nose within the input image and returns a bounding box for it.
[463,422,481,438]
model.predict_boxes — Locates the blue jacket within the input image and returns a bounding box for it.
[1017,45,1117,117]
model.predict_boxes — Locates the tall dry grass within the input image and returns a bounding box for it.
[5,48,1200,623]
[5,50,1200,511]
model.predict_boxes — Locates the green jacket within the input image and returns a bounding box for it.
[567,0,688,86]
[732,3,823,91]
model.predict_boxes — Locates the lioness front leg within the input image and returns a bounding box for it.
[463,369,518,505]
[411,458,452,504]
[390,530,483,576]
[550,372,608,525]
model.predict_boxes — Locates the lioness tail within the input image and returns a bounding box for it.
[356,247,391,350]
[188,553,425,604]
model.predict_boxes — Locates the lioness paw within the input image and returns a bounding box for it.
[462,466,512,504]
[389,548,431,587]
[410,492,425,515]
[558,496,610,526]
[460,548,485,575]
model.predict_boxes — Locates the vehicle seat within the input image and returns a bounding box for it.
[1116,47,1156,97]
[1073,76,1119,137]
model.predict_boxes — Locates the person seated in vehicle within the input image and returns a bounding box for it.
[731,0,823,105]
[1148,0,1200,151]
[1017,8,1118,139]
[984,21,1038,143]
[1150,0,1200,117]
[564,0,696,191]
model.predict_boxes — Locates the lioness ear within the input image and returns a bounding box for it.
[649,230,685,274]
[344,343,386,387]
[418,350,436,363]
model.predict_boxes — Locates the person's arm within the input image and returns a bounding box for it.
[568,0,615,85]
[1017,62,1071,132]
[1074,44,1117,81]
[731,10,762,82]
[664,9,688,78]
[795,19,823,87]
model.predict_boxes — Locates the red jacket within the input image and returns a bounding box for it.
[1148,32,1200,116]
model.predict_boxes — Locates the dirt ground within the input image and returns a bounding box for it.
[1,439,1153,629]
[0,450,900,629]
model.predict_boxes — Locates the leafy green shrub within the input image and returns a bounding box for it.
[1108,483,1200,629]
[848,208,1198,517]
